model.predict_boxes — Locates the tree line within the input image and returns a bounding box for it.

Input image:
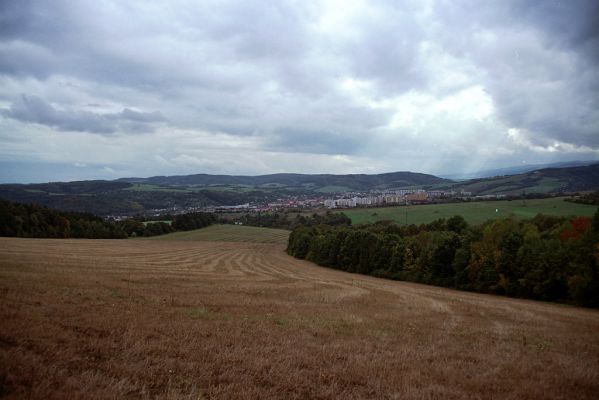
[0,199,215,239]
[566,191,599,206]
[287,211,599,307]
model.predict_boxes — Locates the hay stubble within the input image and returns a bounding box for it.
[1,226,598,399]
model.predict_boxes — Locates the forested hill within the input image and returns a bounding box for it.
[0,198,127,238]
[118,171,450,190]
[437,163,599,195]
[0,199,216,238]
[0,171,449,215]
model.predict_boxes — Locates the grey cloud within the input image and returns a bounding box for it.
[0,0,598,181]
[432,0,599,149]
[347,4,427,95]
[0,40,57,79]
[2,95,165,134]
[268,128,364,155]
[0,1,309,92]
[0,2,70,44]
[201,1,309,60]
[118,108,165,123]
[510,0,599,55]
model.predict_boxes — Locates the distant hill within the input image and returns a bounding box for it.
[0,171,449,215]
[118,171,449,191]
[1,165,597,216]
[438,163,599,195]
[441,160,598,180]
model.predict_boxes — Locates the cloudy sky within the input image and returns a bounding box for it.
[1,0,598,183]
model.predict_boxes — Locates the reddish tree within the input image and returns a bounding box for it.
[560,217,592,241]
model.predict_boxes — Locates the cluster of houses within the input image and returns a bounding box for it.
[205,197,329,213]
[324,189,472,209]
[108,189,481,219]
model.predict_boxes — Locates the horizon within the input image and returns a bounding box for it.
[1,159,598,185]
[1,1,598,183]
[1,167,447,185]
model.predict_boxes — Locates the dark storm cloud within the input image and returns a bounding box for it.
[2,95,165,134]
[432,0,599,149]
[510,0,599,147]
[511,0,599,55]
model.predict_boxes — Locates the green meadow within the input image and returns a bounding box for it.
[343,197,598,226]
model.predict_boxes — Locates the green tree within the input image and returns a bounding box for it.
[447,215,468,234]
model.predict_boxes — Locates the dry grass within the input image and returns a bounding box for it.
[144,224,290,245]
[1,226,599,399]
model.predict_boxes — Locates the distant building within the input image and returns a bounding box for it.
[354,197,372,206]
[406,192,428,203]
[335,198,356,208]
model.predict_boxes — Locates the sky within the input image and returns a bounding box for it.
[1,0,598,183]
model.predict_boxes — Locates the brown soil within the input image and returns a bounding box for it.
[1,236,598,399]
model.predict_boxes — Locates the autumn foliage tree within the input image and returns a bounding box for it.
[287,208,599,307]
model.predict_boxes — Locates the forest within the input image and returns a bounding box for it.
[287,210,599,307]
[0,199,215,239]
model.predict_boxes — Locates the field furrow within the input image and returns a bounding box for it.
[1,225,598,399]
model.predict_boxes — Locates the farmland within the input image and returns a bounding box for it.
[145,224,290,244]
[1,225,599,399]
[343,197,598,225]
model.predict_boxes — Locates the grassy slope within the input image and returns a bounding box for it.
[145,224,290,245]
[1,232,599,399]
[124,183,186,192]
[4,223,599,399]
[439,163,599,195]
[315,185,353,193]
[343,197,598,225]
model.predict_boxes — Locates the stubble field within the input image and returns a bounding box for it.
[1,225,599,399]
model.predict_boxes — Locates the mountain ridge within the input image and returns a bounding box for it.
[436,163,599,195]
[117,171,450,189]
[440,160,598,180]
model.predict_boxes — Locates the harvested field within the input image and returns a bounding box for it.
[1,225,599,399]
[145,224,290,244]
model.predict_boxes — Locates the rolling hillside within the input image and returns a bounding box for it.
[343,196,598,225]
[118,171,450,190]
[1,226,598,398]
[0,171,449,215]
[440,163,599,195]
[0,164,597,216]
[441,160,597,179]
